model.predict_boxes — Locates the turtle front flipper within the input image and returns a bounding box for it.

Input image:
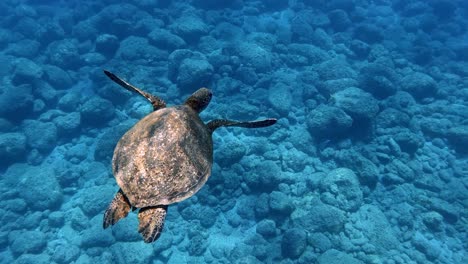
[103,70,166,111]
[103,189,131,229]
[207,118,277,133]
[138,205,168,243]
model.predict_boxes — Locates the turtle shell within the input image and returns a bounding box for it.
[112,105,213,208]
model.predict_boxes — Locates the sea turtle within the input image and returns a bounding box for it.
[102,70,276,243]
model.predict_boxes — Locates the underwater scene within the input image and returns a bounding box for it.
[0,0,467,263]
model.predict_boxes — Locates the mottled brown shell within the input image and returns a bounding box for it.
[112,105,213,208]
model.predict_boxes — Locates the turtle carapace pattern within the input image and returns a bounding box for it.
[102,70,277,243]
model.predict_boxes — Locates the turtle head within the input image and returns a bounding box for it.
[184,88,212,113]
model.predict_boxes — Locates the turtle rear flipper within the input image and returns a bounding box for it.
[138,205,168,243]
[207,118,277,133]
[104,70,166,111]
[103,189,131,228]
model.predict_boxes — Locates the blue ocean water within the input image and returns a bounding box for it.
[0,0,467,263]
